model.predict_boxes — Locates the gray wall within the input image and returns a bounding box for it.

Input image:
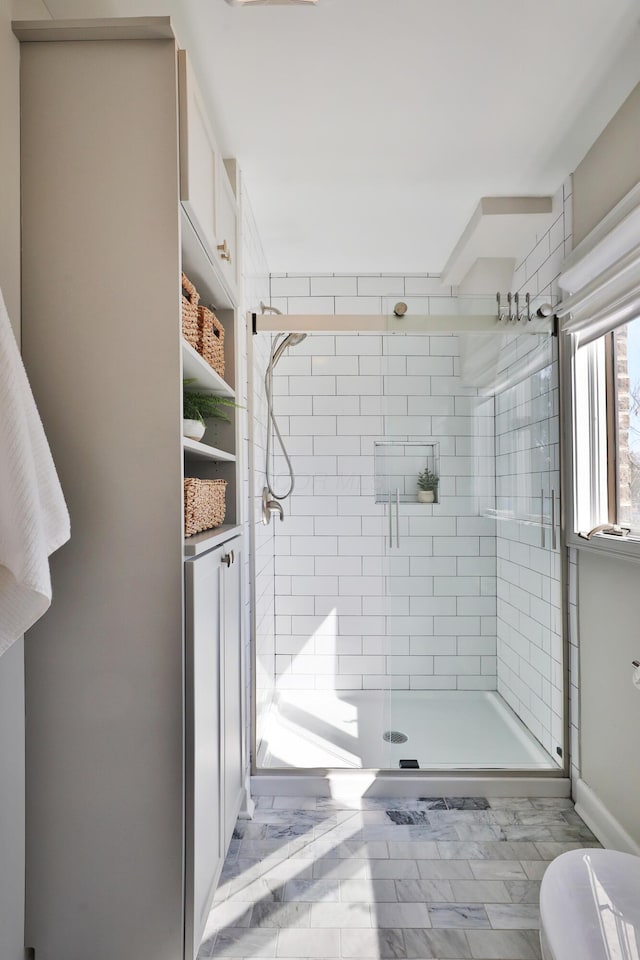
[572,80,640,844]
[578,551,640,840]
[573,82,640,246]
[0,2,25,957]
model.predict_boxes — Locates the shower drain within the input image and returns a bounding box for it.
[383,730,408,744]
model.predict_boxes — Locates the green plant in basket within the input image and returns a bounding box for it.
[417,467,438,503]
[183,379,238,440]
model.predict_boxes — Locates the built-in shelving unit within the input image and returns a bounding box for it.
[182,437,236,462]
[180,168,239,552]
[17,23,245,960]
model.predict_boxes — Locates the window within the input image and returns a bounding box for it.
[560,182,640,553]
[612,319,640,530]
[571,317,640,541]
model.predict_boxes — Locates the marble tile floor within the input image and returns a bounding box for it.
[197,796,600,960]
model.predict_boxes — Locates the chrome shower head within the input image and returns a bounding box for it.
[284,333,307,348]
[270,332,308,368]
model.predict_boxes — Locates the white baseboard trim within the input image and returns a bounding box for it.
[574,778,640,855]
[238,787,256,820]
[251,773,571,799]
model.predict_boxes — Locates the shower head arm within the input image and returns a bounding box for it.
[259,301,283,316]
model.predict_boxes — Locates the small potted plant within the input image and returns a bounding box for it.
[417,467,438,503]
[183,380,236,441]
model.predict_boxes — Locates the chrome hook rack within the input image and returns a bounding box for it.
[496,291,532,323]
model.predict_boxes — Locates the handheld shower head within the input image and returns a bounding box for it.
[264,330,309,505]
[270,332,307,368]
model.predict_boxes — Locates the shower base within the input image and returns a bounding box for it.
[257,689,555,771]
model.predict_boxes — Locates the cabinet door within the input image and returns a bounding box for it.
[178,49,219,262]
[184,548,223,960]
[221,538,245,850]
[216,161,240,299]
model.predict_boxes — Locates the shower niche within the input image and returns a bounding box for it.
[374,440,440,504]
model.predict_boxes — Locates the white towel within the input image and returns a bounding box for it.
[0,288,70,654]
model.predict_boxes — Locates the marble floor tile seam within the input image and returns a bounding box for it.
[260,795,573,810]
[218,891,543,922]
[248,810,588,834]
[268,795,571,812]
[200,924,544,959]
[217,852,576,902]
[302,820,597,845]
[287,839,395,860]
[241,838,552,864]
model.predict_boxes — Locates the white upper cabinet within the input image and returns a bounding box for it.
[178,49,239,304]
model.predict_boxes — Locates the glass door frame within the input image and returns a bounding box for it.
[249,310,569,781]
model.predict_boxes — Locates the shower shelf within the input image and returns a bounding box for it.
[183,438,236,462]
[374,440,440,504]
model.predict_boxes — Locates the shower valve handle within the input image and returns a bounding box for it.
[262,487,284,524]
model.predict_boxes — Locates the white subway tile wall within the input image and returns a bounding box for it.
[269,325,498,692]
[494,179,571,765]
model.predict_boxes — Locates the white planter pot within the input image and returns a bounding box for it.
[183,418,205,441]
[417,490,435,503]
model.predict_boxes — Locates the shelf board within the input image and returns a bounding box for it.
[183,438,236,462]
[184,524,242,558]
[182,339,235,398]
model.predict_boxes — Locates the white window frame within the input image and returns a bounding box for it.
[562,182,640,562]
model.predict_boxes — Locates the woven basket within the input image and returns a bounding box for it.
[181,273,200,349]
[184,478,227,537]
[198,305,225,378]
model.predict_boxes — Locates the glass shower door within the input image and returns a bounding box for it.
[377,316,563,771]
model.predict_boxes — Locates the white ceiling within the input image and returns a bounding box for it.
[39,0,640,272]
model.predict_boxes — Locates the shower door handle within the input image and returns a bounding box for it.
[395,488,400,548]
[551,490,557,551]
[388,490,393,548]
[540,488,545,549]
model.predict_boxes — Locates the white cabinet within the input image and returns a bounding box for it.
[184,536,244,960]
[178,49,239,303]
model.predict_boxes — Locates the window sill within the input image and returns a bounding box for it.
[568,530,640,564]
